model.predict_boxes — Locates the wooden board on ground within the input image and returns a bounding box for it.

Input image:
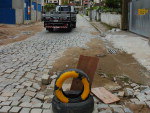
[71,55,99,90]
[91,87,120,104]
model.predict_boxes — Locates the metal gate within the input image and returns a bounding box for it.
[129,0,150,38]
[24,0,31,20]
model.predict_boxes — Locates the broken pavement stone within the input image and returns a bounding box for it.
[42,74,50,85]
[117,91,124,97]
[124,88,134,97]
[50,75,57,79]
[49,79,56,88]
[130,83,138,88]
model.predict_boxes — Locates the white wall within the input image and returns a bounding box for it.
[101,13,121,28]
[15,9,24,24]
[31,10,37,22]
[12,0,24,9]
[37,12,41,21]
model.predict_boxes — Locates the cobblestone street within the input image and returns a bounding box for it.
[0,15,99,112]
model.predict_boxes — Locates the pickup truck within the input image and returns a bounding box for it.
[44,5,78,32]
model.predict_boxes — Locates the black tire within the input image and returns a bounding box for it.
[52,91,94,113]
[73,22,76,28]
[67,24,72,32]
[48,28,53,32]
[54,69,91,103]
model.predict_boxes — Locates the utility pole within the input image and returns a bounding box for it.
[89,0,92,21]
[121,0,131,30]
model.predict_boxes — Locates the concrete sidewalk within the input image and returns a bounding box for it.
[88,18,150,73]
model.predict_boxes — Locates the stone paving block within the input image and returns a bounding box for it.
[19,102,32,108]
[11,101,21,106]
[42,74,50,85]
[32,83,41,90]
[25,72,35,79]
[145,101,150,108]
[136,93,147,102]
[22,81,33,87]
[10,89,19,93]
[31,108,43,113]
[31,98,42,103]
[145,95,150,101]
[43,103,51,109]
[21,96,32,102]
[8,96,21,101]
[50,75,57,80]
[20,108,31,113]
[43,109,53,113]
[35,94,44,100]
[31,103,43,108]
[25,91,36,97]
[27,87,37,92]
[113,107,124,113]
[14,92,24,98]
[109,105,122,108]
[15,85,24,89]
[1,92,14,97]
[49,79,56,88]
[123,108,133,113]
[5,69,15,74]
[0,106,11,113]
[9,106,21,113]
[18,89,27,94]
[124,88,134,97]
[0,96,8,101]
[99,108,112,113]
[0,101,12,106]
[97,104,109,110]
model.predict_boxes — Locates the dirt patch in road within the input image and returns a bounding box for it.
[0,22,44,46]
[50,38,150,86]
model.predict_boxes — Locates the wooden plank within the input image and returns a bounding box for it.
[71,55,99,90]
[91,87,120,104]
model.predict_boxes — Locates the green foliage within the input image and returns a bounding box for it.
[44,3,56,12]
[105,0,121,8]
[99,6,121,13]
[62,1,69,5]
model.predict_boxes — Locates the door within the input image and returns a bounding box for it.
[129,0,150,38]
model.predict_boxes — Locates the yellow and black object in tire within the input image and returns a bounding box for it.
[54,69,91,103]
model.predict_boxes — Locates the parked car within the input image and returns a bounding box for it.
[44,5,78,32]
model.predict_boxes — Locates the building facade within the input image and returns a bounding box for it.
[0,0,42,24]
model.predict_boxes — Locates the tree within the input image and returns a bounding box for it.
[105,0,121,9]
[44,3,56,12]
[62,1,69,5]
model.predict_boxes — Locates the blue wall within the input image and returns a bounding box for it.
[38,4,41,12]
[0,0,15,24]
[0,0,12,8]
[0,8,15,24]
